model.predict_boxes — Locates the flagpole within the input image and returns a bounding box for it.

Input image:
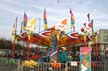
[70,9,75,32]
[95,33,98,62]
[12,17,17,59]
[96,41,98,62]
[21,41,24,58]
[43,8,48,30]
[56,32,58,62]
[27,31,30,60]
[12,37,15,58]
[73,26,75,32]
[38,18,41,33]
[84,32,86,47]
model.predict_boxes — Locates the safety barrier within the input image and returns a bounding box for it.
[91,62,106,71]
[65,61,79,71]
[21,62,66,71]
[0,58,18,71]
[66,61,108,71]
[0,58,108,71]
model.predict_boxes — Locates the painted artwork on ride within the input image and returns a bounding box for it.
[80,47,92,71]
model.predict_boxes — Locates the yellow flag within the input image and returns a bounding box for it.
[25,18,36,32]
[44,24,48,30]
[30,18,35,25]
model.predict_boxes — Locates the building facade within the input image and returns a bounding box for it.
[98,29,108,59]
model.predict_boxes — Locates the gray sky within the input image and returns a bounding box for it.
[0,0,108,39]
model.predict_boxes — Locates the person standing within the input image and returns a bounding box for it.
[58,47,68,63]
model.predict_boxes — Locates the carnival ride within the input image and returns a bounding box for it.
[17,27,82,48]
[11,9,99,68]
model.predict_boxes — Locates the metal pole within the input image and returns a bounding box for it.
[84,33,86,47]
[38,18,41,33]
[12,38,15,58]
[27,32,30,60]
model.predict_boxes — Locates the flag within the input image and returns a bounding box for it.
[91,20,94,34]
[61,19,67,25]
[55,18,67,31]
[61,18,67,25]
[70,9,75,29]
[43,9,48,30]
[20,22,23,33]
[87,19,94,35]
[84,23,86,28]
[16,17,17,29]
[88,22,92,28]
[87,13,90,22]
[23,12,28,30]
[25,18,36,32]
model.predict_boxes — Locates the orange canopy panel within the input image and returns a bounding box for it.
[16,31,89,47]
[17,33,52,47]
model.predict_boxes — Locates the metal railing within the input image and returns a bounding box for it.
[0,58,18,71]
[20,62,66,71]
[0,58,108,71]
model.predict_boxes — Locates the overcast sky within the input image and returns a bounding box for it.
[0,0,108,39]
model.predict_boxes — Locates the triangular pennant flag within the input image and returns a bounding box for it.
[23,12,28,30]
[43,8,48,30]
[87,13,90,22]
[55,18,67,32]
[70,9,75,31]
[25,18,36,32]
